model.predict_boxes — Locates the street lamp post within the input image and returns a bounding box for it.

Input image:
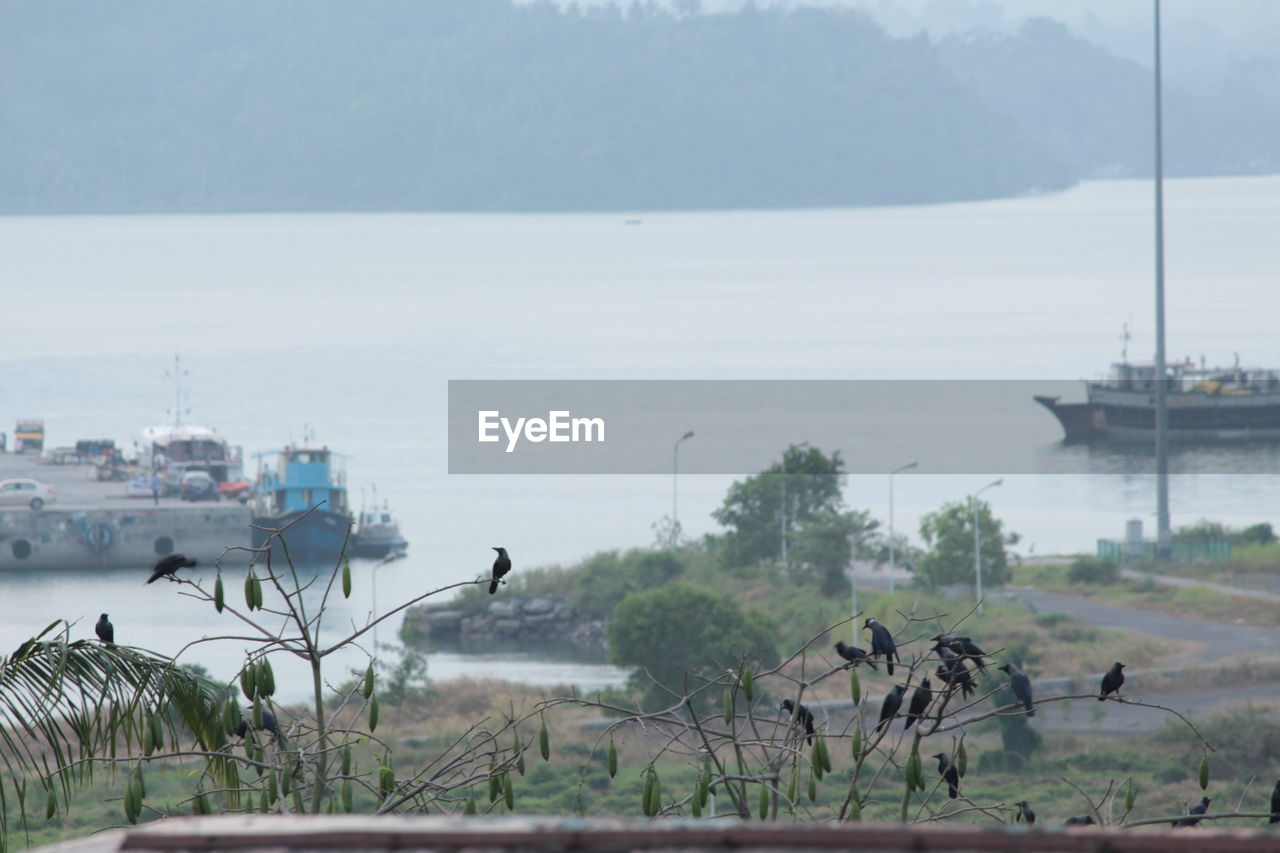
[888,461,918,594]
[972,478,1003,615]
[672,430,694,548]
[780,441,809,565]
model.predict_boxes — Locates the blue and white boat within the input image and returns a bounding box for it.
[250,444,353,562]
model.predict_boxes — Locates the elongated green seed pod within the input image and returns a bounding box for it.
[464,790,477,815]
[342,561,352,599]
[150,712,164,754]
[241,662,256,701]
[258,659,275,697]
[489,772,500,803]
[742,667,754,702]
[362,665,375,699]
[223,696,241,735]
[848,783,862,821]
[641,770,655,816]
[214,574,225,612]
[787,765,797,804]
[758,782,768,820]
[342,779,353,812]
[142,714,155,755]
[810,742,824,780]
[649,770,661,816]
[134,764,146,799]
[607,740,618,778]
[850,669,861,704]
[808,773,817,802]
[369,693,380,732]
[267,770,278,805]
[957,741,968,777]
[723,689,733,725]
[503,771,514,810]
[900,783,911,822]
[1125,780,1136,811]
[244,571,256,610]
[342,744,352,776]
[818,736,832,773]
[691,789,702,818]
[851,726,862,759]
[539,720,550,760]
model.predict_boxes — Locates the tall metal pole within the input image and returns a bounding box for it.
[1153,0,1171,558]
[888,461,918,594]
[972,478,1002,615]
[672,430,694,548]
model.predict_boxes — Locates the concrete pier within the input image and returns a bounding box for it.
[0,453,251,571]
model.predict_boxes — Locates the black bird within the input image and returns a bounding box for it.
[1172,796,1211,828]
[489,547,511,594]
[147,553,197,584]
[780,699,816,746]
[903,678,933,731]
[1099,661,1126,701]
[934,634,990,672]
[875,684,906,733]
[1270,779,1280,824]
[864,617,899,675]
[1000,662,1035,716]
[932,752,960,799]
[1063,814,1095,826]
[934,645,975,699]
[236,709,285,745]
[833,641,878,671]
[94,613,114,645]
[1014,800,1036,826]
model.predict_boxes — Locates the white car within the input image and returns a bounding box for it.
[0,478,57,510]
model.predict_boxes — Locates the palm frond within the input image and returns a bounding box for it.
[0,620,217,786]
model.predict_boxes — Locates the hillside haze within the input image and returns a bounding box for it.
[1,0,1273,214]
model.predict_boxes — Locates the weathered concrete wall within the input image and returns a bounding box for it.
[0,505,251,571]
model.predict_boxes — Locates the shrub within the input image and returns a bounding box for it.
[1067,557,1119,585]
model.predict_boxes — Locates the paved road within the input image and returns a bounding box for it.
[1120,567,1280,604]
[993,587,1280,665]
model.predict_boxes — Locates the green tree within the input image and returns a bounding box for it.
[917,499,1017,590]
[712,445,876,583]
[607,583,779,710]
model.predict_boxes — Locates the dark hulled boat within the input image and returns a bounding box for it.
[250,445,353,562]
[1037,358,1280,442]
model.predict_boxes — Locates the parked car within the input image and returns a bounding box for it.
[0,478,57,509]
[179,471,219,502]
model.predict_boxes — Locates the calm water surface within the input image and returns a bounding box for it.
[2,175,1278,699]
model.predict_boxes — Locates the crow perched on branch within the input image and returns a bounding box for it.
[489,547,511,594]
[933,644,975,699]
[1014,800,1036,825]
[94,614,114,645]
[932,752,960,799]
[147,553,196,584]
[1172,796,1211,828]
[999,662,1035,716]
[864,617,899,675]
[934,634,990,672]
[903,678,932,731]
[780,699,815,746]
[236,709,285,745]
[875,685,905,733]
[1100,661,1126,701]
[833,641,878,671]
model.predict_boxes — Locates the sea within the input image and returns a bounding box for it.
[1,174,1278,701]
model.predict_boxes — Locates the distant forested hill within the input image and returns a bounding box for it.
[5,1,1271,215]
[936,18,1280,179]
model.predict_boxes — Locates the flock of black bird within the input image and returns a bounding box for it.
[776,614,1280,828]
[91,551,1280,829]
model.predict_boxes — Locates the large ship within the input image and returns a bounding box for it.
[250,444,353,562]
[1036,357,1280,442]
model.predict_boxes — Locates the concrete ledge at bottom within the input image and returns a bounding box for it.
[32,815,1280,853]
